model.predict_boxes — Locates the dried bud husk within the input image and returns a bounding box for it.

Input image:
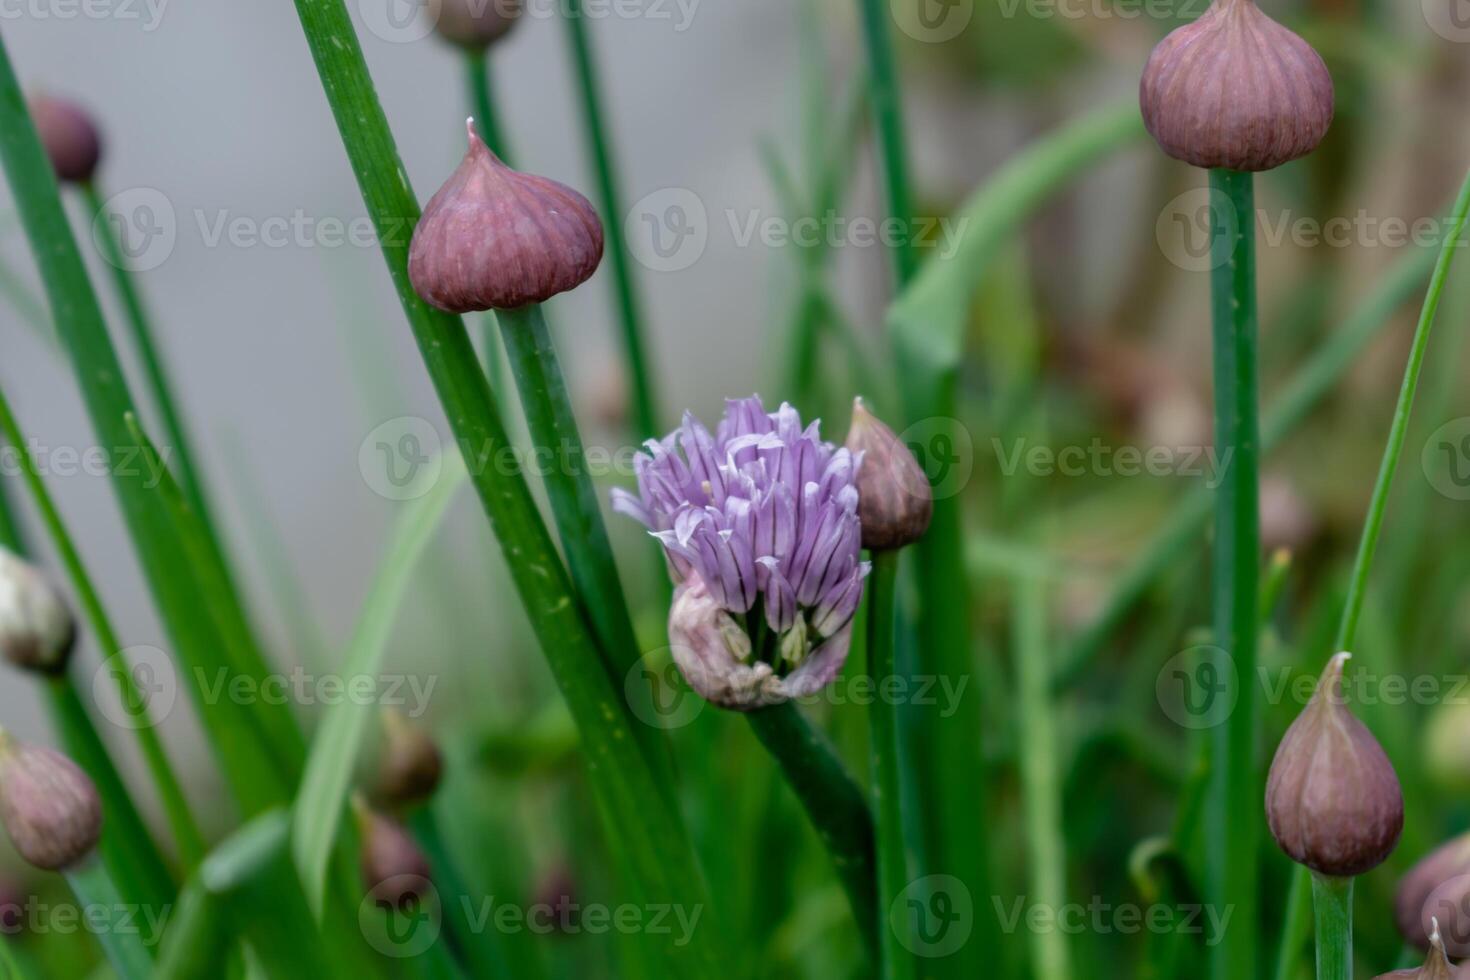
[409,121,603,313]
[434,0,522,48]
[1265,652,1403,876]
[0,731,101,871]
[844,398,932,552]
[667,579,853,710]
[1139,0,1333,172]
[1397,834,1470,954]
[371,710,443,810]
[29,94,102,184]
[1374,919,1458,979]
[355,798,433,906]
[0,549,77,676]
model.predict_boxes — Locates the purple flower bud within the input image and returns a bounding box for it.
[1140,0,1333,172]
[355,799,433,906]
[616,397,869,707]
[29,94,102,185]
[0,549,76,677]
[433,0,522,48]
[0,731,101,872]
[1265,652,1403,877]
[844,398,931,551]
[371,710,443,811]
[532,864,580,933]
[1373,919,1457,979]
[408,120,604,313]
[1397,834,1470,955]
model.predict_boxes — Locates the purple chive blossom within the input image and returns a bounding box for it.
[613,396,869,708]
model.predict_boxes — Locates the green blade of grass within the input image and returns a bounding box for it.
[64,861,157,978]
[292,451,466,916]
[496,304,670,785]
[0,384,205,867]
[284,4,722,973]
[0,32,297,816]
[1273,165,1470,980]
[883,101,1147,976]
[562,0,660,437]
[1052,221,1445,692]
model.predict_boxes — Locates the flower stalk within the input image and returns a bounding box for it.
[1310,873,1352,980]
[1206,165,1261,980]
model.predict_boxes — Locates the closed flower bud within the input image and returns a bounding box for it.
[371,710,443,810]
[409,120,603,313]
[844,398,932,552]
[0,730,101,871]
[1139,0,1333,172]
[0,548,77,676]
[1397,833,1470,954]
[433,0,522,49]
[29,94,102,184]
[1375,919,1458,979]
[354,798,432,906]
[1265,652,1403,876]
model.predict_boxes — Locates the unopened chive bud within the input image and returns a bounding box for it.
[532,864,580,932]
[1139,0,1333,172]
[0,549,76,677]
[1265,652,1403,876]
[29,94,102,185]
[1396,833,1470,954]
[0,730,101,871]
[371,710,443,811]
[844,398,932,552]
[354,797,432,906]
[1374,918,1456,979]
[408,120,603,313]
[433,0,522,49]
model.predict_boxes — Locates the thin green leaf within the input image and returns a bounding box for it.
[64,861,156,979]
[292,451,466,917]
[0,35,294,816]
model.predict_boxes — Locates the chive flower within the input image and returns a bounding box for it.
[354,797,432,906]
[1396,832,1470,955]
[29,94,101,185]
[1265,652,1403,877]
[0,730,102,872]
[370,710,443,811]
[613,396,869,709]
[433,0,522,49]
[0,548,76,677]
[408,120,604,313]
[1139,0,1334,172]
[1374,918,1456,979]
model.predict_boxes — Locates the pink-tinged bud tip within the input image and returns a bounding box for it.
[408,123,604,313]
[354,798,433,906]
[0,730,102,872]
[1372,917,1457,979]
